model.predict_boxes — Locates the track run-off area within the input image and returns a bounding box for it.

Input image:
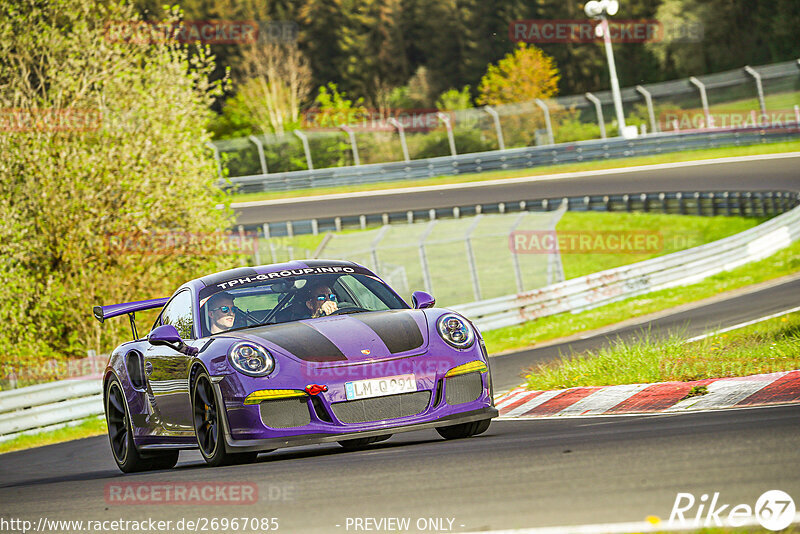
[1,153,799,533]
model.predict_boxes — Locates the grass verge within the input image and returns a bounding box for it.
[229,141,800,203]
[482,239,800,355]
[523,311,800,390]
[0,417,106,455]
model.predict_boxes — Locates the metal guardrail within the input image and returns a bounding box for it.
[245,190,800,237]
[225,125,800,194]
[451,203,800,331]
[2,197,798,440]
[0,379,103,442]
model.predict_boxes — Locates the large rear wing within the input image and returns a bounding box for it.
[93,297,169,340]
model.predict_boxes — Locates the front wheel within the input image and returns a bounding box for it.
[436,419,491,440]
[192,371,258,467]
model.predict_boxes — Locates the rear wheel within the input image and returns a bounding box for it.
[338,434,392,450]
[106,379,172,473]
[192,372,258,467]
[436,419,491,440]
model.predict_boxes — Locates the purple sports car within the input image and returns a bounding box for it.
[94,260,497,472]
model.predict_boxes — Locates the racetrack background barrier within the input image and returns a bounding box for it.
[213,59,800,183]
[1,195,797,441]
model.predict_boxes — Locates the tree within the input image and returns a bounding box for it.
[0,0,236,368]
[477,43,560,105]
[238,41,312,135]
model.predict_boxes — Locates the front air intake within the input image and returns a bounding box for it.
[445,372,483,405]
[259,398,311,428]
[331,391,431,424]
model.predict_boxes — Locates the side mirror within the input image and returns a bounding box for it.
[411,291,435,309]
[148,325,198,356]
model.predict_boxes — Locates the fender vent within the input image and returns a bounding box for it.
[445,372,483,405]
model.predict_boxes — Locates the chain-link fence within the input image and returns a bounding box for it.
[311,206,566,307]
[212,60,800,178]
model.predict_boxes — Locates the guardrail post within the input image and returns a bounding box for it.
[359,215,367,230]
[335,217,342,232]
[585,92,607,139]
[339,125,360,166]
[262,223,270,239]
[388,118,410,162]
[207,142,223,180]
[709,193,716,216]
[370,225,390,272]
[509,213,526,292]
[483,106,506,149]
[724,192,731,216]
[660,192,667,213]
[293,130,314,170]
[743,66,768,124]
[676,192,684,214]
[694,192,702,216]
[535,99,555,145]
[311,219,319,236]
[635,86,658,133]
[286,221,294,238]
[436,112,457,156]
[464,216,483,301]
[418,221,436,293]
[406,211,414,224]
[641,193,649,212]
[248,135,269,174]
[689,77,712,128]
[623,194,631,212]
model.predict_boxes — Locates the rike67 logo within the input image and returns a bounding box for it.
[669,490,796,530]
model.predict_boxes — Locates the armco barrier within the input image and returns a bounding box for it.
[0,379,103,442]
[1,203,799,440]
[451,203,800,331]
[225,125,800,193]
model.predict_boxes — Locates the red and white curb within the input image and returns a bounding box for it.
[495,370,800,418]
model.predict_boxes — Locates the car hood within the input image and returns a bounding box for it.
[228,309,429,364]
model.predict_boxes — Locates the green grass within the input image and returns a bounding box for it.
[522,311,800,390]
[482,239,800,355]
[0,416,107,455]
[229,140,800,204]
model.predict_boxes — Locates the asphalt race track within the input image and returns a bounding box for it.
[1,154,798,532]
[233,154,800,225]
[1,277,799,533]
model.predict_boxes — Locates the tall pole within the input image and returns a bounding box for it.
[599,17,626,134]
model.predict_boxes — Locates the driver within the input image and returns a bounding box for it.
[207,292,236,334]
[304,281,338,318]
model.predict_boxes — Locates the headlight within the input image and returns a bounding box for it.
[228,342,275,377]
[437,313,475,349]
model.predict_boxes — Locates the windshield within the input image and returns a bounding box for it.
[197,270,408,336]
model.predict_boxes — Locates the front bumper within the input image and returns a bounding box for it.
[218,403,498,453]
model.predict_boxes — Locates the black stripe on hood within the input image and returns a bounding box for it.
[252,322,347,362]
[356,311,424,354]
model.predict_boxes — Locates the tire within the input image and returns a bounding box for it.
[192,371,258,467]
[337,434,392,450]
[435,419,491,440]
[146,450,180,470]
[105,378,160,473]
